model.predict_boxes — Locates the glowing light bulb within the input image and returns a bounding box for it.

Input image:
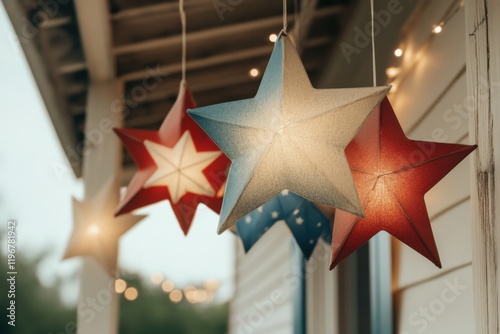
[432,24,443,34]
[385,67,400,79]
[88,225,100,235]
[394,48,403,57]
[161,280,174,293]
[151,273,163,284]
[124,287,138,301]
[115,279,127,293]
[169,289,183,303]
[269,34,278,42]
[249,68,260,78]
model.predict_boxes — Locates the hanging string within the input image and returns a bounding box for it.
[370,0,376,87]
[179,0,187,83]
[282,0,288,34]
[294,0,299,38]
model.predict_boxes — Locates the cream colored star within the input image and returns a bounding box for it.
[64,180,146,275]
[144,131,222,203]
[189,35,389,233]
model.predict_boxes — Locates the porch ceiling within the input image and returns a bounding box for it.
[5,0,355,179]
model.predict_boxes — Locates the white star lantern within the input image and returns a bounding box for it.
[64,181,146,275]
[144,131,222,203]
[188,35,390,233]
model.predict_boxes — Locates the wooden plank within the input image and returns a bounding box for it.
[406,69,469,143]
[113,14,291,56]
[369,233,393,334]
[395,265,474,334]
[425,150,471,218]
[395,200,473,290]
[306,240,339,334]
[464,0,500,333]
[74,0,115,81]
[229,223,295,334]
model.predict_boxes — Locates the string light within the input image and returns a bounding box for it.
[386,0,463,91]
[151,273,164,284]
[161,280,174,293]
[385,66,400,79]
[169,289,183,303]
[203,279,220,291]
[432,24,443,34]
[249,68,260,78]
[124,287,138,301]
[87,225,100,235]
[269,34,278,42]
[114,279,127,294]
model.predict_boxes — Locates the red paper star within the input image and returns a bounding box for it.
[114,82,230,234]
[330,97,476,269]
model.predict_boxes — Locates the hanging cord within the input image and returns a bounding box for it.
[294,0,299,38]
[281,0,288,35]
[370,0,376,87]
[179,0,187,83]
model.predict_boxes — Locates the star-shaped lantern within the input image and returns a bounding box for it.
[64,181,146,275]
[188,34,390,233]
[235,190,332,259]
[330,97,477,269]
[114,81,230,234]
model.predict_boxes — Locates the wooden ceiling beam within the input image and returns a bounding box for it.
[113,13,296,56]
[111,0,211,21]
[113,6,342,57]
[39,16,72,29]
[74,0,115,81]
[122,58,323,129]
[120,35,331,82]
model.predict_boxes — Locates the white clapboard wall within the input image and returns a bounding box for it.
[390,1,475,333]
[306,240,339,334]
[229,222,296,334]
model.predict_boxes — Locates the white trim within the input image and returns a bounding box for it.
[465,0,500,333]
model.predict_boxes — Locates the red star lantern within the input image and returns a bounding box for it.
[330,97,476,269]
[114,81,230,234]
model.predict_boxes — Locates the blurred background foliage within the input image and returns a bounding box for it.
[0,250,228,334]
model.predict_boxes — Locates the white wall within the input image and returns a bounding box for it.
[390,1,475,333]
[229,222,297,334]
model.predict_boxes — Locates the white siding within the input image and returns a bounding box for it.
[306,240,339,334]
[391,1,475,333]
[229,222,296,334]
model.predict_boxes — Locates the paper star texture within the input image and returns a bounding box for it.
[235,190,332,259]
[64,181,146,275]
[114,82,230,234]
[330,97,477,269]
[188,35,390,233]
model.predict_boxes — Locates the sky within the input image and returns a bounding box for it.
[0,3,234,304]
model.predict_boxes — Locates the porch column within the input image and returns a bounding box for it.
[464,0,500,332]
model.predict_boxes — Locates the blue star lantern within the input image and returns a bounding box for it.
[235,190,332,259]
[188,34,389,233]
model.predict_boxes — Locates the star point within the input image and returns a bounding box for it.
[144,132,222,203]
[64,181,146,275]
[235,192,332,259]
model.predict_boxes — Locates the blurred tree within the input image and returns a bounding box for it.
[119,273,228,334]
[0,251,76,334]
[0,249,228,334]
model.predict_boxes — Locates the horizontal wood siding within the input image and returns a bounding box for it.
[229,222,295,334]
[392,1,475,333]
